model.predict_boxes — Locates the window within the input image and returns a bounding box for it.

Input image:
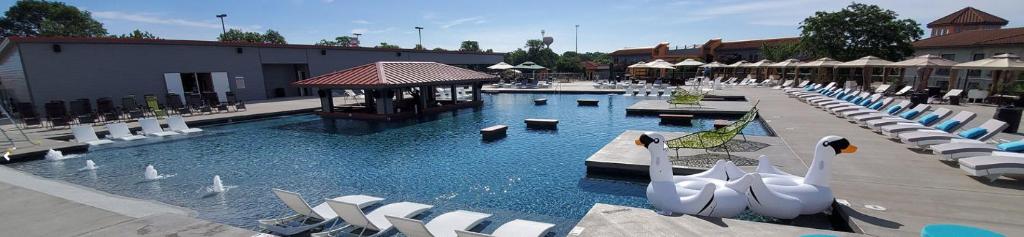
[180,72,214,94]
[936,54,956,76]
[967,54,984,77]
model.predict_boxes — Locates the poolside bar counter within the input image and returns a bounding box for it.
[293,61,498,121]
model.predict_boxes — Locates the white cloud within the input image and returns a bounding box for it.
[93,11,262,31]
[438,16,485,29]
[351,27,395,34]
[352,19,371,24]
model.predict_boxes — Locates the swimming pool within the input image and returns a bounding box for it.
[8,94,771,236]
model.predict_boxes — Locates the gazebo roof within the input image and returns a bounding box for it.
[798,57,842,67]
[293,61,497,89]
[889,54,958,68]
[744,59,774,67]
[768,59,802,68]
[952,53,1024,70]
[674,58,705,67]
[700,61,726,68]
[487,62,514,70]
[722,60,749,68]
[645,59,676,69]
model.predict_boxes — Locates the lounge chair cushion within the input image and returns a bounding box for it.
[869,101,884,110]
[958,128,987,139]
[997,140,1024,152]
[898,110,920,119]
[917,114,940,125]
[959,155,1024,170]
[886,105,902,114]
[936,120,961,132]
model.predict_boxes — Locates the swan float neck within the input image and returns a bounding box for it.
[638,133,674,182]
[803,136,856,187]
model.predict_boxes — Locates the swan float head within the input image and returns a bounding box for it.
[636,132,674,182]
[804,136,856,187]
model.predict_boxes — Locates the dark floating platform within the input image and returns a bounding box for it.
[480,125,508,140]
[577,99,599,106]
[525,119,558,129]
[534,98,547,105]
[659,114,694,125]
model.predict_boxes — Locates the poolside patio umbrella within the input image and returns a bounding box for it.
[513,61,547,83]
[798,58,840,83]
[768,59,802,81]
[645,59,677,81]
[745,59,774,80]
[723,60,749,77]
[889,54,958,90]
[487,62,514,70]
[675,59,705,79]
[836,56,893,90]
[626,61,649,79]
[952,54,1024,95]
[700,61,725,78]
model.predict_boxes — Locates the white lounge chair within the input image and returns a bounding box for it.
[387,210,492,237]
[866,108,951,131]
[839,100,910,118]
[892,86,912,96]
[313,200,434,237]
[880,111,976,138]
[167,115,203,134]
[105,123,146,141]
[874,84,892,94]
[71,125,114,146]
[138,118,179,137]
[258,189,384,236]
[941,89,964,103]
[455,219,555,237]
[959,151,1024,181]
[853,103,931,125]
[898,119,1008,147]
[822,93,882,111]
[932,139,1023,161]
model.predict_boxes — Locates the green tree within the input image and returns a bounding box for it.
[760,42,804,61]
[314,36,357,47]
[799,3,922,61]
[485,49,493,53]
[580,52,611,65]
[218,29,287,44]
[459,40,480,52]
[432,47,446,51]
[0,0,107,38]
[112,29,158,39]
[375,42,400,49]
[413,44,424,50]
[262,29,286,44]
[504,48,527,65]
[555,51,584,72]
[523,39,557,68]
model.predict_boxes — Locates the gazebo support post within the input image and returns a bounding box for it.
[319,89,334,113]
[450,85,458,103]
[417,86,428,114]
[472,82,482,101]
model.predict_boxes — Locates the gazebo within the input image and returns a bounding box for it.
[675,59,705,79]
[953,54,1024,96]
[293,61,498,121]
[700,61,726,78]
[744,60,774,80]
[889,54,958,91]
[798,57,841,83]
[768,59,802,81]
[835,56,893,90]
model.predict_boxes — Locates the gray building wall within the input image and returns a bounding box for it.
[0,47,30,104]
[3,41,502,112]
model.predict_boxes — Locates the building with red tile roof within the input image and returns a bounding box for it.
[927,7,1008,37]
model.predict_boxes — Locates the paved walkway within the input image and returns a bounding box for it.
[572,204,861,237]
[0,166,259,237]
[740,87,1024,236]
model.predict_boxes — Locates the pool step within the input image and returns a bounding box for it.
[525,119,558,129]
[577,99,599,106]
[534,98,547,105]
[480,125,508,140]
[659,114,693,126]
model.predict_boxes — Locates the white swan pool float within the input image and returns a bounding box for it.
[637,132,749,218]
[737,136,857,219]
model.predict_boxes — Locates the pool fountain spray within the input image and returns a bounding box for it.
[45,149,63,160]
[83,160,96,170]
[211,175,225,193]
[144,165,159,180]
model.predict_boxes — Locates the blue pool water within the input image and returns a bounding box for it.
[9,94,770,236]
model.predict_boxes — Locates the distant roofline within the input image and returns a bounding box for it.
[719,37,800,44]
[926,7,1008,27]
[913,26,1024,49]
[0,36,505,56]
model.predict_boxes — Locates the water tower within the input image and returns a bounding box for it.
[541,30,553,48]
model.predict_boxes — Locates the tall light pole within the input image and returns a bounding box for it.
[215,14,228,34]
[414,26,424,48]
[575,24,579,53]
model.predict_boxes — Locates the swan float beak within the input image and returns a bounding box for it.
[841,145,857,154]
[634,139,643,146]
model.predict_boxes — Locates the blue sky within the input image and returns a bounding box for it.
[3,0,1023,53]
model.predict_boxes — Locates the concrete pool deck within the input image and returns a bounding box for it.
[571,204,862,237]
[0,165,259,237]
[0,96,321,163]
[625,100,754,115]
